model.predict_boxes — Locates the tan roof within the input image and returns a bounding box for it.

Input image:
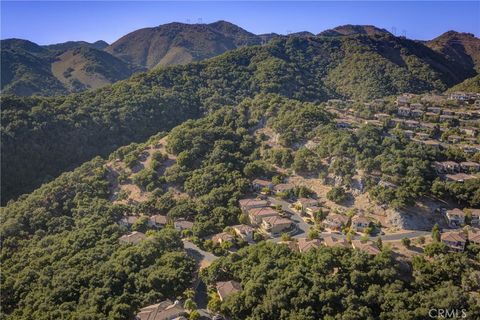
[461,161,480,167]
[468,209,480,217]
[248,207,278,217]
[351,240,381,255]
[325,213,349,225]
[212,232,234,243]
[239,198,269,208]
[446,208,466,217]
[323,236,348,247]
[136,300,186,320]
[351,215,370,225]
[262,215,292,226]
[232,224,254,234]
[468,229,480,244]
[441,231,467,243]
[252,179,272,186]
[174,220,194,229]
[216,281,242,300]
[274,183,295,192]
[446,173,477,182]
[119,231,146,244]
[297,238,322,252]
[121,215,139,225]
[297,198,318,205]
[149,214,167,225]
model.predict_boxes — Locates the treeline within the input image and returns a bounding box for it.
[201,242,480,320]
[2,33,468,203]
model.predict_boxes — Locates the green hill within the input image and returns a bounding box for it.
[318,24,392,37]
[447,74,480,93]
[0,39,138,96]
[1,32,477,203]
[105,21,261,69]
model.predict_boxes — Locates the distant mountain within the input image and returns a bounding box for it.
[1,38,138,96]
[44,40,109,51]
[105,21,261,69]
[319,25,392,37]
[427,31,480,72]
[51,46,140,92]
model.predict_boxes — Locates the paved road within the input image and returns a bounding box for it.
[267,196,312,239]
[183,240,219,264]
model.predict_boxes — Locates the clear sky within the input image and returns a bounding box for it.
[1,1,479,45]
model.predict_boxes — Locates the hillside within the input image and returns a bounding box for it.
[105,21,261,69]
[1,33,477,203]
[427,31,480,73]
[0,39,137,96]
[43,40,109,51]
[2,93,479,319]
[319,24,392,37]
[51,46,140,92]
[447,74,480,93]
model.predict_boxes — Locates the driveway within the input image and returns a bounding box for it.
[183,240,219,266]
[267,196,312,240]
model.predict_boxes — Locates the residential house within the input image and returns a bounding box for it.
[323,214,349,231]
[252,179,273,192]
[460,127,477,136]
[467,209,480,227]
[232,224,255,241]
[174,219,194,231]
[403,130,415,138]
[239,198,269,212]
[432,161,460,174]
[248,207,279,225]
[441,230,467,252]
[148,214,167,229]
[261,215,293,235]
[468,228,480,246]
[442,109,455,116]
[374,113,390,121]
[396,96,410,106]
[119,231,146,245]
[212,232,235,244]
[297,238,322,252]
[440,115,456,124]
[351,240,381,255]
[416,132,430,140]
[404,120,419,129]
[446,208,466,227]
[447,135,462,144]
[422,140,441,148]
[410,109,424,118]
[335,118,352,129]
[460,161,480,173]
[427,106,442,114]
[135,300,187,320]
[216,281,242,301]
[351,216,370,233]
[295,198,319,213]
[323,236,348,248]
[397,107,411,117]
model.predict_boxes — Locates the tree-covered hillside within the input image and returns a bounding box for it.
[1,34,476,203]
[201,242,480,320]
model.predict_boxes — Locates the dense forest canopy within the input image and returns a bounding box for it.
[2,33,476,204]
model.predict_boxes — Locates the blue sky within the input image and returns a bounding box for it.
[2,1,479,45]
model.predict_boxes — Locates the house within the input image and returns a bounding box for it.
[422,140,441,148]
[445,173,476,183]
[216,281,242,301]
[174,219,194,231]
[396,96,410,106]
[445,208,466,227]
[119,215,139,227]
[397,107,411,117]
[416,132,430,140]
[135,300,187,320]
[441,230,467,252]
[323,214,349,231]
[335,118,352,129]
[297,238,322,252]
[119,231,146,244]
[460,161,480,173]
[351,216,370,233]
[460,127,477,136]
[466,209,480,227]
[239,198,269,212]
[351,240,381,255]
[212,232,235,244]
[232,224,255,241]
[148,214,167,229]
[447,135,462,144]
[273,183,295,195]
[468,228,480,245]
[252,179,273,192]
[261,215,293,235]
[295,198,319,213]
[248,207,279,225]
[403,130,415,138]
[374,113,390,121]
[323,235,348,248]
[404,120,419,129]
[440,115,456,123]
[410,109,424,118]
[427,106,441,114]
[442,109,455,116]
